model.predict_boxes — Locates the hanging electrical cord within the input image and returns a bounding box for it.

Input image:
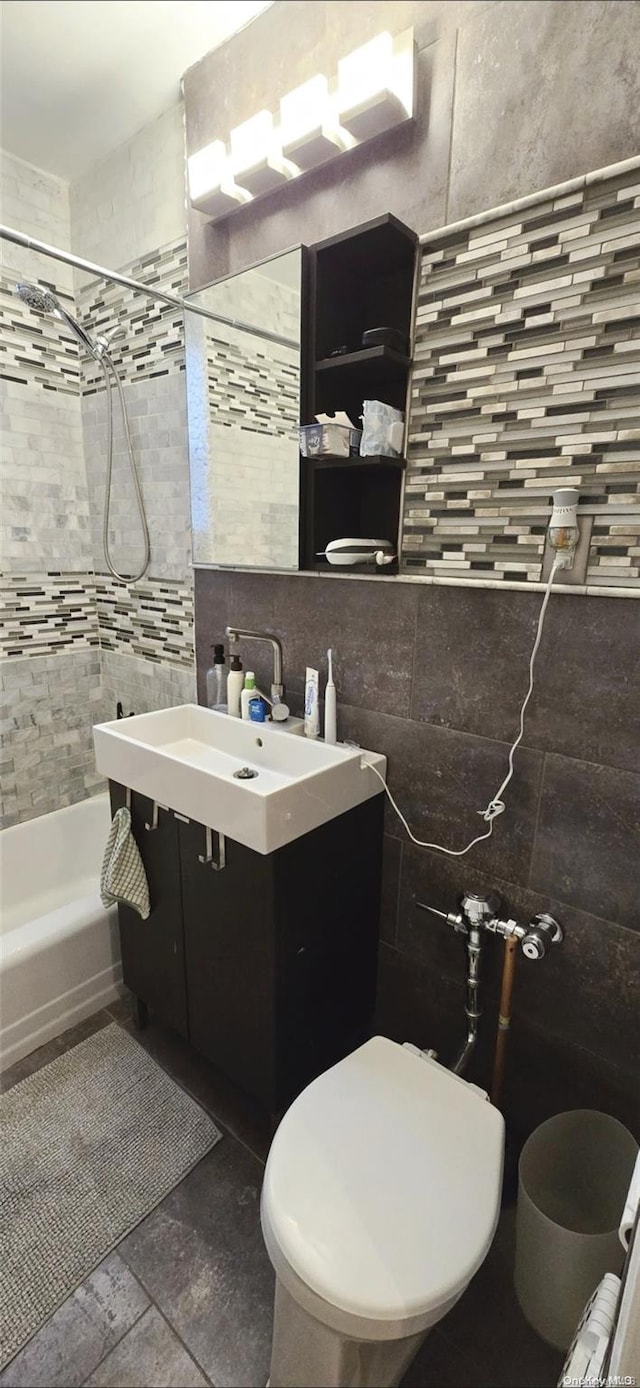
[363,554,563,859]
[101,350,151,584]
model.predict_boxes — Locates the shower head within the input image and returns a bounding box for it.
[14,282,58,313]
[14,281,99,359]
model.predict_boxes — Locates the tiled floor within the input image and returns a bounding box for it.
[1,1003,564,1388]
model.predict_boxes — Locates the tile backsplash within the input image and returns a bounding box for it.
[1,572,99,657]
[403,162,640,587]
[94,576,194,670]
[78,238,188,396]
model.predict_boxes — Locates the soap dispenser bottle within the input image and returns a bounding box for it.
[227,653,244,718]
[241,672,257,721]
[206,644,227,712]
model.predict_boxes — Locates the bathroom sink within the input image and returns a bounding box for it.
[93,704,386,854]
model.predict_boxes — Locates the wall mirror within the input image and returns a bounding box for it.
[184,247,304,570]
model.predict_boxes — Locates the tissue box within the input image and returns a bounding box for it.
[299,423,362,458]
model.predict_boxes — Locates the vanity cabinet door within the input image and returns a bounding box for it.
[108,785,189,1037]
[178,820,278,1109]
[274,796,383,1105]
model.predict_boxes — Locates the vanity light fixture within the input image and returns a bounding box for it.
[188,28,415,223]
[229,111,297,195]
[187,139,252,218]
[279,75,355,171]
[337,30,416,141]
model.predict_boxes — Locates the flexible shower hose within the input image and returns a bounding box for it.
[101,350,151,584]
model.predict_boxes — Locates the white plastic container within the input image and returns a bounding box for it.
[226,654,244,718]
[299,423,361,457]
[240,671,257,721]
[515,1109,638,1351]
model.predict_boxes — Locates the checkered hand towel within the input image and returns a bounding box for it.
[100,806,150,920]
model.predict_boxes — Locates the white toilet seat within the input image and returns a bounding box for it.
[261,1036,505,1341]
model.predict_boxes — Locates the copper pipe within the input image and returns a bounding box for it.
[491,934,519,1107]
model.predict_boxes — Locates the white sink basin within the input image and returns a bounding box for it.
[93,704,386,854]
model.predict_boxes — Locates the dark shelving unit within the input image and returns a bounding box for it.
[300,213,417,572]
[315,345,411,378]
[309,453,406,472]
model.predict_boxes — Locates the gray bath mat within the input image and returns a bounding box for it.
[0,1022,222,1369]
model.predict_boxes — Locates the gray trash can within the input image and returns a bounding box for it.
[514,1109,638,1352]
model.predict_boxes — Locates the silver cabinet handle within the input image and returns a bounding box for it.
[198,826,226,870]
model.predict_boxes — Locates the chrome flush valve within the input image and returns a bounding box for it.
[521,913,563,960]
[417,892,563,960]
[459,892,502,930]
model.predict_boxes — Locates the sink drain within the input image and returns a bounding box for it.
[233,766,258,779]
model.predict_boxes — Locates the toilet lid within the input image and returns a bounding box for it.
[263,1037,504,1326]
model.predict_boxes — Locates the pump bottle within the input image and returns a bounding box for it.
[227,653,244,717]
[206,644,227,711]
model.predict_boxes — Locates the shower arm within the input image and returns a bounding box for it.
[0,223,297,351]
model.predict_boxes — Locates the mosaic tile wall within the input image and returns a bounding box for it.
[94,576,194,669]
[1,139,195,825]
[0,270,81,394]
[78,239,188,395]
[187,270,300,568]
[81,371,191,583]
[1,573,99,657]
[402,163,640,588]
[0,572,192,668]
[205,334,298,437]
[0,650,105,827]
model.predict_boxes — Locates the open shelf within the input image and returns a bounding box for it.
[306,453,406,472]
[311,556,399,575]
[315,345,411,381]
[300,213,417,572]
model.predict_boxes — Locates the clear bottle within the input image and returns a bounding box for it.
[206,643,227,711]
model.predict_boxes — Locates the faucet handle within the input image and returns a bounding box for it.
[416,900,466,933]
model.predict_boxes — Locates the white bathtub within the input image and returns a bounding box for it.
[0,793,123,1072]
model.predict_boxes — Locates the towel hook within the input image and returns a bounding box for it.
[145,802,160,832]
[198,826,226,870]
[125,786,132,810]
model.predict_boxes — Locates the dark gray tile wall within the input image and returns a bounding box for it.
[194,567,640,1137]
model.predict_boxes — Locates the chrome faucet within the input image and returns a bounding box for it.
[225,627,285,703]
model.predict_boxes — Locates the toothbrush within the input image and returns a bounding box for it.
[324,648,337,744]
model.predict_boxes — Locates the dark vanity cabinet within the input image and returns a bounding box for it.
[301,214,418,572]
[109,783,383,1113]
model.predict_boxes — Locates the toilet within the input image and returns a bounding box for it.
[261,1035,505,1388]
